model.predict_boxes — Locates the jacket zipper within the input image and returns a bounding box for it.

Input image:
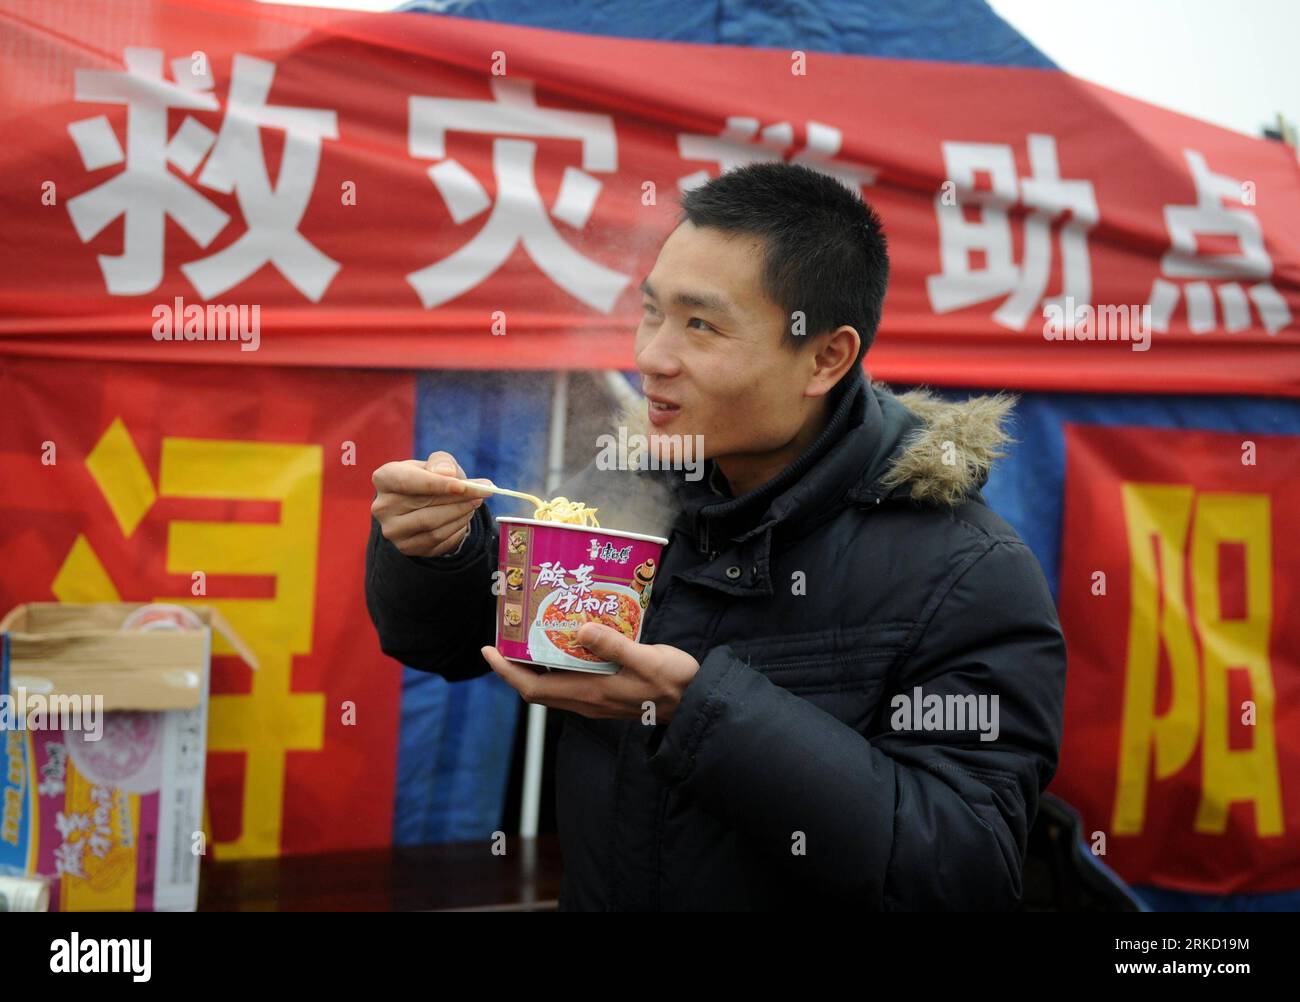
[698,520,717,560]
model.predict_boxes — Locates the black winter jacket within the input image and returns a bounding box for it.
[365,369,1068,910]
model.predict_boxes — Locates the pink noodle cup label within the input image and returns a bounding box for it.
[496,518,668,674]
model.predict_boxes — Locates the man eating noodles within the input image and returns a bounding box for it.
[365,161,1067,911]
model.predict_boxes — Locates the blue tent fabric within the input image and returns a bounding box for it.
[399,0,1057,67]
[393,371,553,844]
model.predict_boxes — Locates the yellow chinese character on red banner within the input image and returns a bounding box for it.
[53,417,325,859]
[1113,484,1281,836]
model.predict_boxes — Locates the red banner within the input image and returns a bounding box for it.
[0,0,1298,394]
[0,356,415,859]
[1052,423,1300,892]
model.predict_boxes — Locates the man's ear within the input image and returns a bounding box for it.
[806,324,861,397]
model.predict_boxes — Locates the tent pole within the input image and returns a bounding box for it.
[520,369,569,840]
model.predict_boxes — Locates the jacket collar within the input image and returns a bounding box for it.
[668,366,872,549]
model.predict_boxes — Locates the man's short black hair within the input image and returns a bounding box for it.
[677,161,889,369]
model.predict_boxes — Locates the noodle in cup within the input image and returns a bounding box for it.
[495,511,668,674]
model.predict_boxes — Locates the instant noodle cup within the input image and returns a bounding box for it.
[495,517,668,673]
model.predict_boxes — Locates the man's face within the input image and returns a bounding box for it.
[635,221,815,467]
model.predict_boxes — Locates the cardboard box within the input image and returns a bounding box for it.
[0,603,256,911]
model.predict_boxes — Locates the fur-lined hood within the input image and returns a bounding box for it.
[615,379,1018,510]
[872,381,1018,507]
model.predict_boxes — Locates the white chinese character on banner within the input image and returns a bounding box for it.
[926,134,1098,332]
[65,47,339,301]
[1146,150,1292,335]
[677,116,876,195]
[406,77,630,311]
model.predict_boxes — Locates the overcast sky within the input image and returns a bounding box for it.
[989,0,1299,139]
[260,0,1299,140]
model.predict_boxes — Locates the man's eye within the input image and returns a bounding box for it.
[642,302,661,317]
[687,317,713,331]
